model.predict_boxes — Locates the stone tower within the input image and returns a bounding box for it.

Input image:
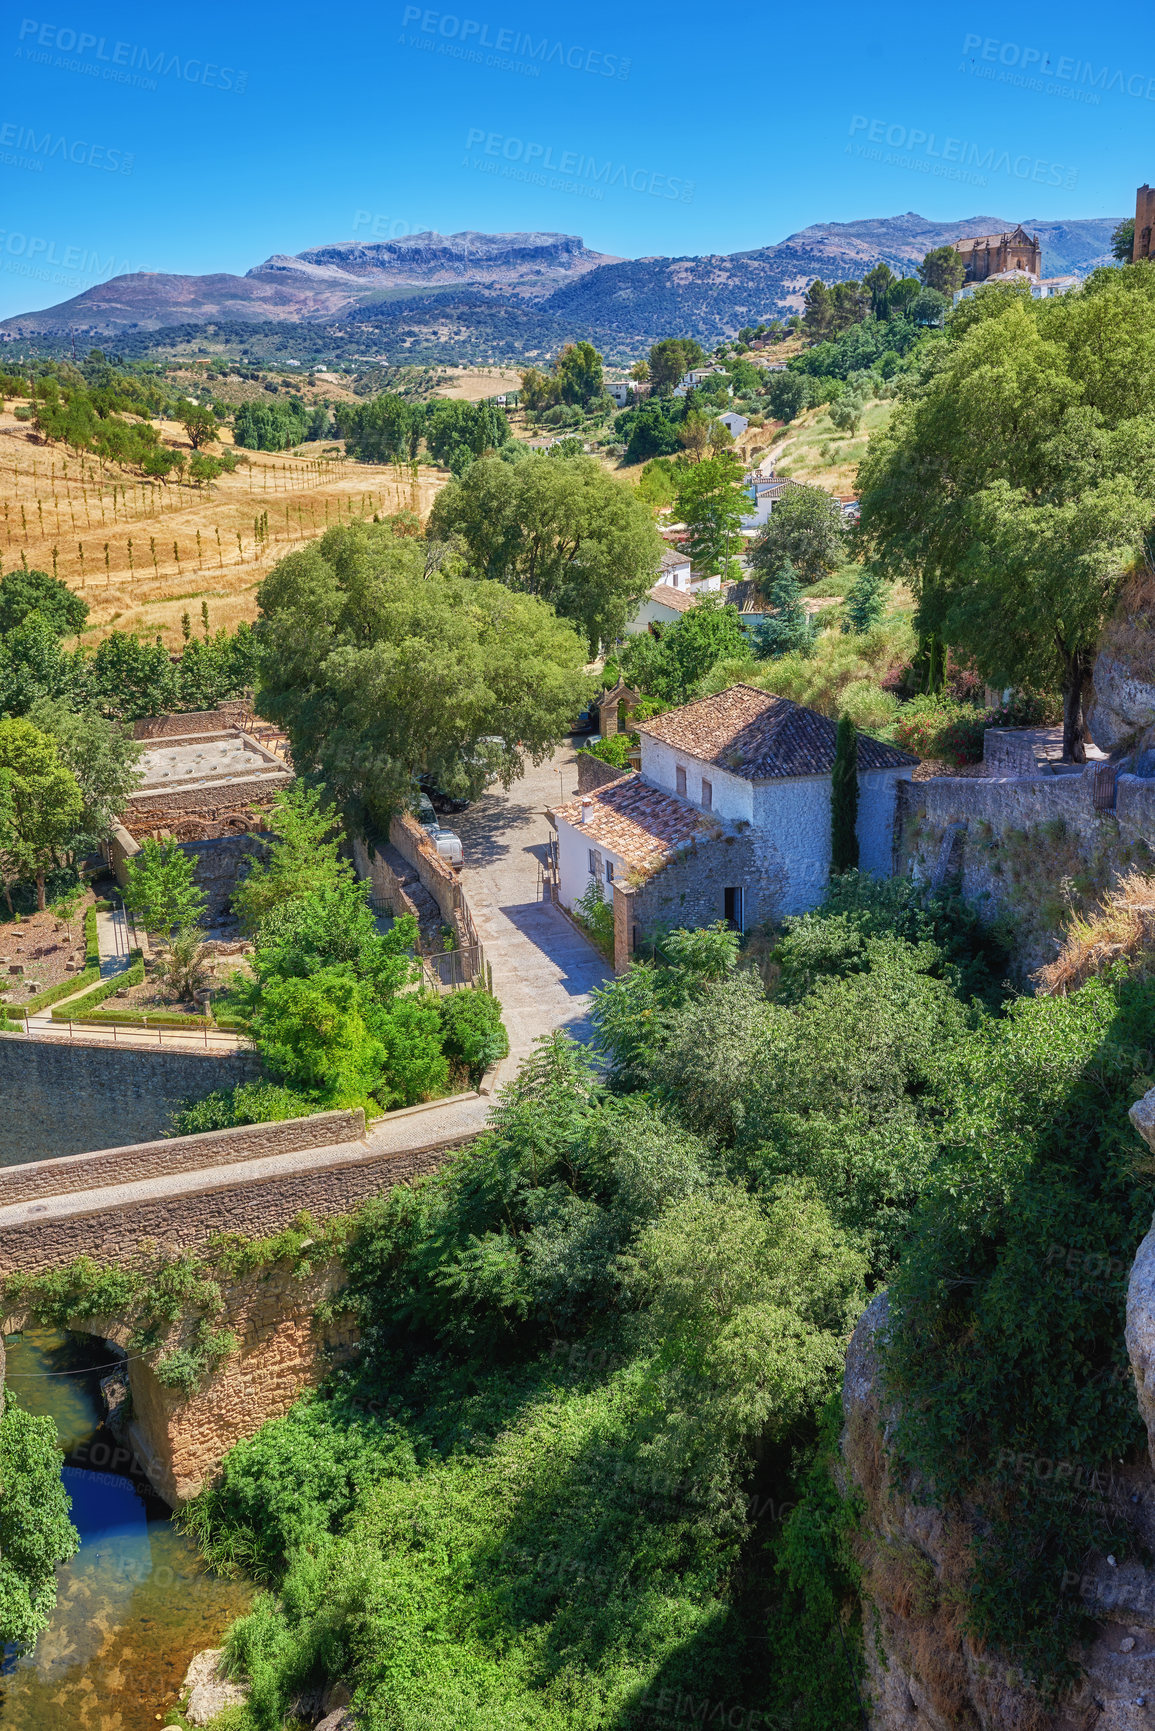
[1134,185,1155,262]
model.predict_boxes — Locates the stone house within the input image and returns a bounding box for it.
[551,685,918,969]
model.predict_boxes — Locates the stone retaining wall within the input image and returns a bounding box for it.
[0,1108,365,1206]
[132,703,250,740]
[0,1121,478,1277]
[0,1038,262,1166]
[389,811,463,927]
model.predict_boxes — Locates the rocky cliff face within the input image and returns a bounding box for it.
[841,1089,1155,1730]
[1088,571,1155,755]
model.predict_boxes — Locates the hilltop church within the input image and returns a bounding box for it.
[953,224,1041,282]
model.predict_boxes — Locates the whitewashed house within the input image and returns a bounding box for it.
[607,381,637,406]
[718,410,748,438]
[552,685,917,966]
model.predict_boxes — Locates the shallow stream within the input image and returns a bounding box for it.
[0,1326,253,1730]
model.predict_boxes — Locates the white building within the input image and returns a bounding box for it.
[717,410,748,438]
[627,581,702,634]
[552,685,918,963]
[607,381,636,406]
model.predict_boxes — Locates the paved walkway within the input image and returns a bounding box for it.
[455,741,612,1078]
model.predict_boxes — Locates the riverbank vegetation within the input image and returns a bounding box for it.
[167,869,1155,1725]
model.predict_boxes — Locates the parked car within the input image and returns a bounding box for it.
[571,703,599,734]
[415,792,464,868]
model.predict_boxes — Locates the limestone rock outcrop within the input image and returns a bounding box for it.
[182,1649,248,1725]
[843,1202,1155,1729]
[1087,651,1155,755]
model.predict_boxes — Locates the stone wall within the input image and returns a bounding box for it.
[178,831,266,924]
[576,753,631,795]
[124,773,288,839]
[388,811,462,927]
[132,703,250,740]
[0,1108,365,1206]
[610,829,788,971]
[0,1038,262,1166]
[0,1115,478,1276]
[901,769,1155,971]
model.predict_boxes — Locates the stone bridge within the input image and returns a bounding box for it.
[0,1100,491,1503]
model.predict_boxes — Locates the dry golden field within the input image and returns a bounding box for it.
[0,409,447,648]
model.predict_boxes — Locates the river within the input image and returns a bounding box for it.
[0,1326,253,1730]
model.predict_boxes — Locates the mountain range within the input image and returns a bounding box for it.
[0,213,1123,361]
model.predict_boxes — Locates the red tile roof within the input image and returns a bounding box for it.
[637,684,919,777]
[553,775,717,873]
[646,582,699,613]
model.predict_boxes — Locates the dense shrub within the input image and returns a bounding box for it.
[892,693,986,763]
[438,987,510,1085]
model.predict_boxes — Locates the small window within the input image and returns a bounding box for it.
[675,764,687,796]
[588,848,602,879]
[605,860,614,884]
[701,778,713,811]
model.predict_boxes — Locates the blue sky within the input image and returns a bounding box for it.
[0,0,1148,318]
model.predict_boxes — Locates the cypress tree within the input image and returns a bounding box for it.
[830,712,859,873]
[841,564,887,634]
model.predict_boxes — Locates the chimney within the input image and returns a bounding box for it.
[580,798,593,825]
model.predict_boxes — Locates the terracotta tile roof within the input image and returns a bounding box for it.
[647,581,698,613]
[637,684,919,777]
[553,775,717,874]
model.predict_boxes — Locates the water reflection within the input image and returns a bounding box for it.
[0,1327,252,1731]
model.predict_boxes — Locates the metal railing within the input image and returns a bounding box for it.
[421,944,491,994]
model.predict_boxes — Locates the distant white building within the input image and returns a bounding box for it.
[607,381,636,407]
[717,410,748,438]
[953,269,1081,306]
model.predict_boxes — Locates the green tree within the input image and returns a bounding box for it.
[828,383,868,435]
[439,988,510,1086]
[648,338,705,391]
[175,399,218,449]
[841,565,887,634]
[621,594,749,703]
[863,261,897,318]
[857,269,1155,757]
[830,713,859,872]
[232,782,350,934]
[0,614,77,717]
[765,371,807,423]
[750,560,814,659]
[86,632,176,721]
[919,245,965,295]
[0,717,84,908]
[0,1398,79,1652]
[802,279,833,340]
[255,521,591,826]
[27,698,143,841]
[673,453,748,576]
[1112,218,1136,262]
[429,454,662,654]
[123,836,206,941]
[910,287,948,326]
[554,341,604,407]
[751,485,848,587]
[0,568,88,638]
